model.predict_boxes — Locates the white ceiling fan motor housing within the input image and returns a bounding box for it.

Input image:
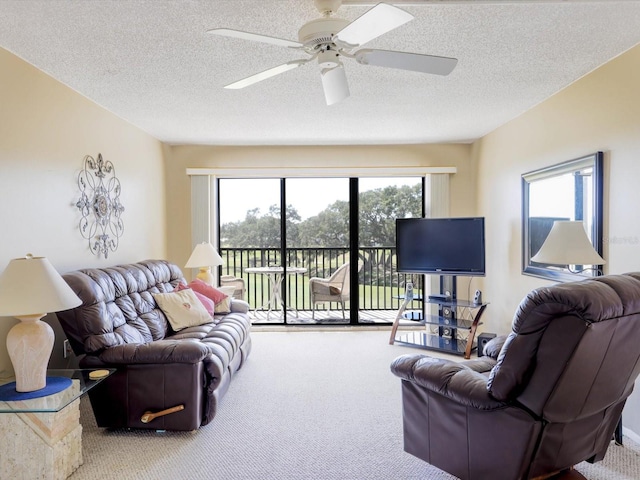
[298,17,349,48]
[298,17,350,68]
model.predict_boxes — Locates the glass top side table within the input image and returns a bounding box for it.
[0,368,114,413]
[0,368,114,479]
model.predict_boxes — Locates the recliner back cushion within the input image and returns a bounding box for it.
[487,275,640,410]
[58,260,185,354]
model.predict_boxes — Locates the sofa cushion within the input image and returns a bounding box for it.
[153,289,213,331]
[58,260,185,353]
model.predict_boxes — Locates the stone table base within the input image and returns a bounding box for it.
[0,382,83,479]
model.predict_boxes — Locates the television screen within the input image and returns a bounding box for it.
[396,217,486,276]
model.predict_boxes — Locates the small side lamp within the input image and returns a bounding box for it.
[531,221,606,273]
[184,242,223,285]
[0,254,81,392]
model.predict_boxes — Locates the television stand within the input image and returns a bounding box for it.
[389,276,488,359]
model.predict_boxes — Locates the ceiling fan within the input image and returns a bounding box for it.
[208,0,458,105]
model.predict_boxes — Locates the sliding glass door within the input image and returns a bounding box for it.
[218,176,423,325]
[286,178,350,324]
[219,179,285,322]
[358,178,424,323]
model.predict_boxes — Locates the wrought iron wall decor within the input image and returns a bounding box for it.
[75,153,125,258]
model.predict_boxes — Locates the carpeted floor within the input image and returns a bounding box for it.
[72,330,640,479]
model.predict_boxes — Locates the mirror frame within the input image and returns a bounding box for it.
[522,152,604,281]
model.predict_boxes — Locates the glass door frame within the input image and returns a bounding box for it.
[194,166,456,326]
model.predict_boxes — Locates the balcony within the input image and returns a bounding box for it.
[220,247,422,324]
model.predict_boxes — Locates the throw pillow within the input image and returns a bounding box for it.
[175,284,216,317]
[188,279,232,314]
[153,289,213,331]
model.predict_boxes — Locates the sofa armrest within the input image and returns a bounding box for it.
[391,354,507,410]
[98,339,211,365]
[230,299,250,314]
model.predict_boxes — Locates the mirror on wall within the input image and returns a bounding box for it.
[522,152,604,281]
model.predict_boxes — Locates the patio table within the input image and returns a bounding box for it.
[245,266,307,319]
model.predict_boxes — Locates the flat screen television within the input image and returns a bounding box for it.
[396,217,486,276]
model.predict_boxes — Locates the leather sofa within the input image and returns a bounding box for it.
[57,259,251,431]
[391,273,640,479]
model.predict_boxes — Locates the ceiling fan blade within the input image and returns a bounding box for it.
[225,59,310,89]
[355,49,458,76]
[334,3,413,48]
[321,64,350,106]
[208,28,302,49]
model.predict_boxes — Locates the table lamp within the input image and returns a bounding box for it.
[0,254,82,392]
[185,242,223,285]
[531,220,605,273]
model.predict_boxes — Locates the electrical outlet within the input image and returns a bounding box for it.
[63,339,73,359]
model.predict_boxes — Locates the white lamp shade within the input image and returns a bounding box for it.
[185,242,223,268]
[0,254,81,317]
[531,221,606,266]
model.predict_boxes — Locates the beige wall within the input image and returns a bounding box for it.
[0,48,167,376]
[474,44,640,436]
[165,143,476,270]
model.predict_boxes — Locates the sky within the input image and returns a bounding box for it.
[219,177,421,224]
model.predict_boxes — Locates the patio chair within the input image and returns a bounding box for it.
[309,261,363,319]
[220,274,246,300]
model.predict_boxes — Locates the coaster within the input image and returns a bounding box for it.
[0,376,73,401]
[89,369,110,380]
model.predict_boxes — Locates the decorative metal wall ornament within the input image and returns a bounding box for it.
[75,154,125,258]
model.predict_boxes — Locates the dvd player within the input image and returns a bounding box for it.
[428,294,452,301]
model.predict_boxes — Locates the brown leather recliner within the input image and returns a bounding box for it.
[57,259,252,431]
[391,273,640,479]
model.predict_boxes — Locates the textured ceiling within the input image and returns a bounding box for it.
[2,0,640,146]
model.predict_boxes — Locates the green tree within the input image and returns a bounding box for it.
[220,184,421,248]
[359,184,422,246]
[297,200,349,247]
[221,204,301,248]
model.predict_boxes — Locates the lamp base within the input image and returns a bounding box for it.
[196,267,215,286]
[7,314,54,392]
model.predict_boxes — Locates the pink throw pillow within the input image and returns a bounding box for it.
[182,279,231,315]
[188,278,229,305]
[175,283,215,317]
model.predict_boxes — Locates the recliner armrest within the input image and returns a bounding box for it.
[391,354,507,410]
[483,334,508,360]
[98,339,211,365]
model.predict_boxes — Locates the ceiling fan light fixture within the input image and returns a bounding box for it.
[321,63,350,105]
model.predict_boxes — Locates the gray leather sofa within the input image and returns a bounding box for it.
[392,272,640,479]
[57,259,251,431]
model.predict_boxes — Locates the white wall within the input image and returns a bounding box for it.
[0,48,167,375]
[474,44,640,436]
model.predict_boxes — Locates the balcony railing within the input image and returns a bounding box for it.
[220,247,421,314]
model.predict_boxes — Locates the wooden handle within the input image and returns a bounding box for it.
[140,404,185,423]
